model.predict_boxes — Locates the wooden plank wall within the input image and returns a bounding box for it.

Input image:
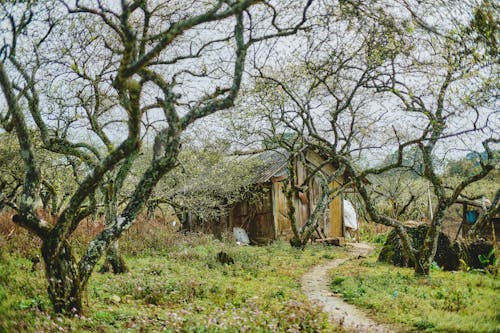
[328,181,343,237]
[272,153,344,239]
[229,186,275,240]
[250,188,275,240]
[273,181,293,239]
[304,151,344,238]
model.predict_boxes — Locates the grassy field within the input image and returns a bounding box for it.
[2,214,499,333]
[330,249,500,333]
[0,230,350,333]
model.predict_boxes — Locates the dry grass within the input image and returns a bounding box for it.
[0,209,181,258]
[0,212,41,258]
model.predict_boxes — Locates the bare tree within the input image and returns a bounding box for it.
[0,0,315,314]
[231,0,498,272]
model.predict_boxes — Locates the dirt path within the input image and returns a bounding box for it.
[302,243,395,333]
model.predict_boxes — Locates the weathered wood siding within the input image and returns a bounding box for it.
[308,176,329,238]
[251,188,275,240]
[229,185,275,240]
[270,152,344,239]
[273,180,293,239]
[328,181,343,237]
[305,151,343,238]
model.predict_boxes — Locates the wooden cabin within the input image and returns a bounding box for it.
[185,149,344,243]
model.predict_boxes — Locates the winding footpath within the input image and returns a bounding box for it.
[302,243,395,333]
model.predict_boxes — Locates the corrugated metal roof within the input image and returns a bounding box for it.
[232,148,290,184]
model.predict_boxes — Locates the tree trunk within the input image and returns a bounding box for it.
[414,253,430,276]
[179,210,193,232]
[298,190,330,248]
[290,236,302,248]
[414,236,437,276]
[99,240,128,274]
[99,177,129,274]
[284,181,301,246]
[41,240,83,315]
[414,211,445,276]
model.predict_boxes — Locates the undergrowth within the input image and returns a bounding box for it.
[0,213,348,332]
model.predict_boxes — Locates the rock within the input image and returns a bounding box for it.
[455,239,494,269]
[378,223,494,271]
[378,224,425,268]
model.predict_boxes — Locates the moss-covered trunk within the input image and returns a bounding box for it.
[41,240,83,315]
[284,159,302,248]
[415,204,446,276]
[286,186,302,248]
[299,190,329,248]
[99,159,134,275]
[99,240,128,274]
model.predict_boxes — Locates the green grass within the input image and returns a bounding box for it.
[0,235,349,332]
[330,250,500,333]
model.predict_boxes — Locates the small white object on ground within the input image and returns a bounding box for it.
[233,227,250,245]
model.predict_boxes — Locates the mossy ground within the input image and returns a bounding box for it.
[330,248,500,333]
[0,232,349,332]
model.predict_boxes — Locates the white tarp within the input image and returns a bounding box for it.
[343,199,358,230]
[233,227,250,245]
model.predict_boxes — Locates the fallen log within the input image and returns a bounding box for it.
[315,237,346,246]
